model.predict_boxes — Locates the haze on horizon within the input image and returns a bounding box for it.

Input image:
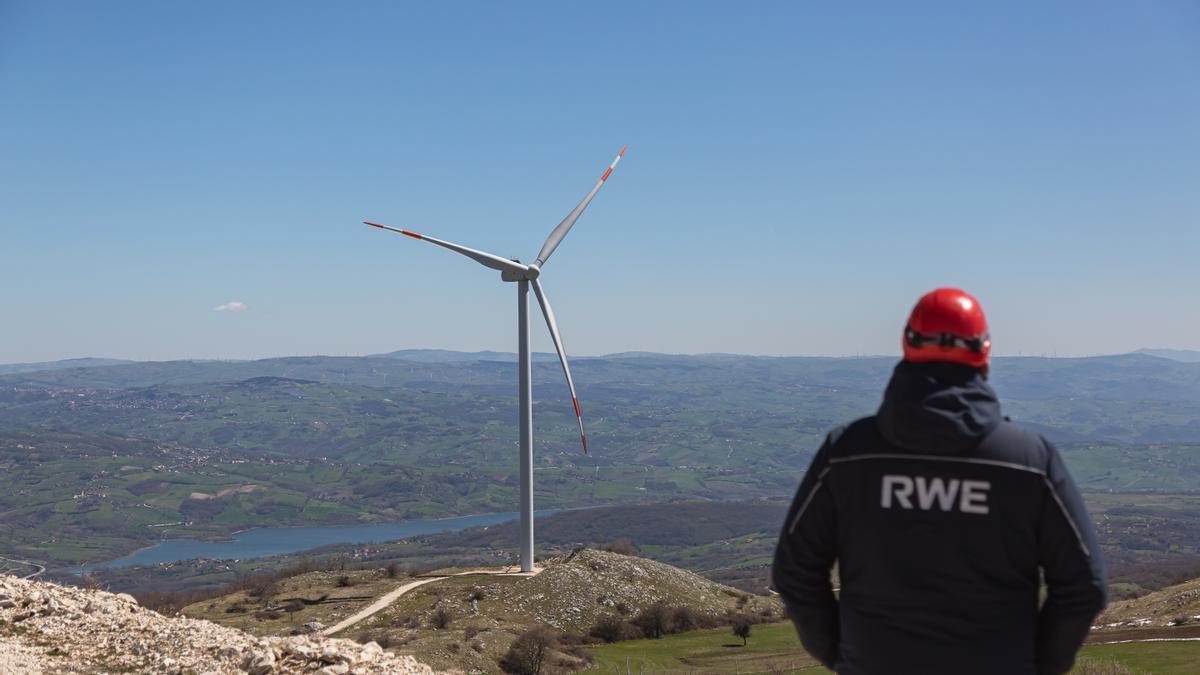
[1,2,1197,364]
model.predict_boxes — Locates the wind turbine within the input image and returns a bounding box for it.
[364,146,626,572]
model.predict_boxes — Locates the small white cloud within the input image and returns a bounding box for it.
[213,301,248,312]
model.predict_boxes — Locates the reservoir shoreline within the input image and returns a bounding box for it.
[90,509,557,570]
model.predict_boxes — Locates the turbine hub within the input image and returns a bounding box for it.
[500,264,539,282]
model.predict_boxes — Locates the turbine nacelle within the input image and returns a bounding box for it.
[501,263,540,282]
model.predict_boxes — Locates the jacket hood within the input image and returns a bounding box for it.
[876,360,1002,453]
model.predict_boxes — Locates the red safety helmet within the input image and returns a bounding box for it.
[902,288,991,369]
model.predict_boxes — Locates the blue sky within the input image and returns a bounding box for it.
[1,1,1197,362]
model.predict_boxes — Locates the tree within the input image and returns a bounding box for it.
[500,626,557,675]
[732,616,752,646]
[632,603,671,639]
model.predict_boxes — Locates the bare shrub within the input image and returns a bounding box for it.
[386,561,402,579]
[671,606,698,632]
[589,615,633,643]
[432,606,453,629]
[500,626,558,674]
[632,603,671,639]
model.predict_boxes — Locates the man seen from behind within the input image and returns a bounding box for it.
[772,288,1107,674]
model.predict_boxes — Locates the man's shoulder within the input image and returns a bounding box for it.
[821,416,1054,473]
[971,419,1054,473]
[820,416,882,458]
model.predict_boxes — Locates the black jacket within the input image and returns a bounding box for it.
[773,361,1106,675]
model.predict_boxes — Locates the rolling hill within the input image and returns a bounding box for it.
[2,350,1199,575]
[182,548,783,673]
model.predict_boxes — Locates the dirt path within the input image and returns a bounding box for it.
[322,566,542,637]
[0,556,45,579]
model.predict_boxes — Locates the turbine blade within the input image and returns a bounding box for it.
[531,279,588,454]
[534,146,626,267]
[364,222,529,275]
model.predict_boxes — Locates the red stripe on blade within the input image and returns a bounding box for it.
[581,434,588,454]
[573,397,582,417]
[364,221,384,228]
[617,145,627,157]
[400,230,422,239]
[600,168,613,182]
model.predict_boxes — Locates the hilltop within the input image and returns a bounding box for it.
[0,574,438,674]
[184,549,783,673]
[1096,575,1200,631]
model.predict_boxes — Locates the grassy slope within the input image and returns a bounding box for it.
[1076,642,1200,674]
[585,622,827,674]
[583,622,1200,675]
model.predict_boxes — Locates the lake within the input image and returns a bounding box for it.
[98,510,553,569]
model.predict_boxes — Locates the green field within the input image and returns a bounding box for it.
[1076,641,1200,674]
[585,623,1200,675]
[585,622,829,674]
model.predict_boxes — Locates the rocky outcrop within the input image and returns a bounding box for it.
[0,575,441,674]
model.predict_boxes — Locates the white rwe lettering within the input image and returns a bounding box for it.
[881,475,914,509]
[881,474,991,514]
[916,476,960,511]
[960,480,990,514]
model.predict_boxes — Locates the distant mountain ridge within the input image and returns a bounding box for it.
[8,347,1197,372]
[0,357,133,375]
[3,351,1199,404]
[1136,348,1200,363]
[372,349,561,363]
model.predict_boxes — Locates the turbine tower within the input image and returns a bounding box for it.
[364,146,626,572]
